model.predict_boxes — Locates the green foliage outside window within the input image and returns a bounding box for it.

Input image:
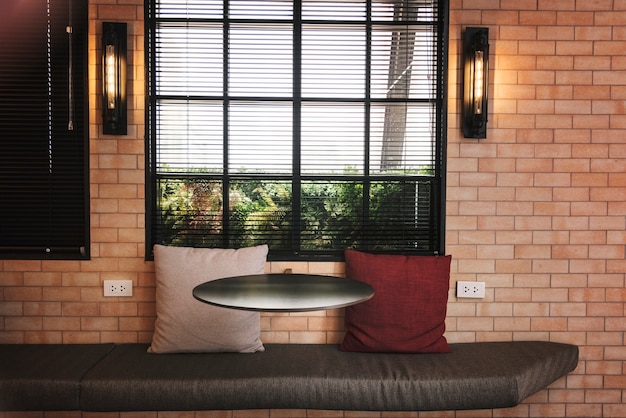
[157,166,434,253]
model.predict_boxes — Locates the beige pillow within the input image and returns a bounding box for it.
[148,244,268,353]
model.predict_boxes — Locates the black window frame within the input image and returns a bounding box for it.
[145,0,448,261]
[0,0,90,260]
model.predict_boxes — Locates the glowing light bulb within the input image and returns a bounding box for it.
[473,50,484,115]
[105,45,117,109]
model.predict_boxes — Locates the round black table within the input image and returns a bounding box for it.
[192,273,374,312]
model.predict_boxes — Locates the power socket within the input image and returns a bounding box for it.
[457,281,485,299]
[103,280,133,297]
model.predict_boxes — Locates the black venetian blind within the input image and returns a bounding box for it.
[0,0,89,259]
[146,0,448,260]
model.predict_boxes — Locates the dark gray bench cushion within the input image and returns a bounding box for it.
[0,343,115,411]
[80,341,578,412]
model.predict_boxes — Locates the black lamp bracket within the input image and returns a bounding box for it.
[102,22,127,135]
[462,27,489,139]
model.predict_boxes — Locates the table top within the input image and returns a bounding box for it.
[192,273,374,312]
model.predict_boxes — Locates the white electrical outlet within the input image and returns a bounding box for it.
[457,281,485,299]
[103,280,133,297]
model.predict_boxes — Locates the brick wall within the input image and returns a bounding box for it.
[0,0,624,416]
[446,1,626,417]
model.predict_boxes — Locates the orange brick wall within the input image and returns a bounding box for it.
[0,0,624,417]
[446,1,626,417]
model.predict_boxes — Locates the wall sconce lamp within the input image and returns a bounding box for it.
[462,27,489,139]
[102,22,127,135]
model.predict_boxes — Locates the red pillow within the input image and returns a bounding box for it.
[340,250,451,353]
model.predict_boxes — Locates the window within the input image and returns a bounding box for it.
[146,0,448,260]
[0,0,89,260]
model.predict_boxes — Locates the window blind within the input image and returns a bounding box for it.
[146,0,448,260]
[0,0,89,259]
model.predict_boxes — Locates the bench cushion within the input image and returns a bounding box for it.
[0,343,115,411]
[80,341,578,412]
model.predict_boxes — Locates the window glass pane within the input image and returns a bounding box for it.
[230,0,293,19]
[301,103,364,174]
[301,181,364,250]
[302,25,365,98]
[367,180,433,250]
[229,23,293,97]
[371,25,435,99]
[156,101,223,173]
[155,0,223,19]
[157,178,224,247]
[370,103,435,174]
[229,180,293,249]
[229,102,293,174]
[371,0,435,22]
[408,28,436,98]
[156,23,223,96]
[302,0,366,21]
